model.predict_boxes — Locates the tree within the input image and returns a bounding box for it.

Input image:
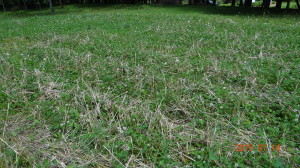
[59,0,64,8]
[37,0,42,10]
[286,0,290,9]
[22,0,27,10]
[262,0,271,8]
[231,0,236,6]
[276,0,283,9]
[244,0,252,7]
[48,0,54,12]
[1,0,5,12]
[160,0,180,4]
[239,0,244,6]
[296,0,300,9]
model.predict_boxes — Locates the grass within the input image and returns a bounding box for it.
[0,4,299,168]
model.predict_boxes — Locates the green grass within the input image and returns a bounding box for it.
[0,5,299,168]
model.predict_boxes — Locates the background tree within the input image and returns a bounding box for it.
[1,0,5,12]
[244,0,251,7]
[37,0,42,10]
[231,0,236,6]
[48,0,54,12]
[59,0,64,8]
[213,0,216,5]
[296,0,300,9]
[276,0,283,8]
[160,0,179,4]
[286,0,290,9]
[239,0,243,6]
[22,0,27,10]
[1,0,299,11]
[262,0,271,8]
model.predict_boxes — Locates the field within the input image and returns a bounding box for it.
[0,5,299,167]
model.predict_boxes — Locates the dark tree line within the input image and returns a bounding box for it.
[0,0,299,12]
[0,0,162,9]
[233,0,300,9]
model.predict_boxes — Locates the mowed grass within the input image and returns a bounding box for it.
[0,5,299,167]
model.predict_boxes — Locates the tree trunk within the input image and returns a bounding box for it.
[231,0,236,6]
[295,0,300,9]
[1,0,5,12]
[286,0,290,9]
[244,0,251,7]
[48,0,54,12]
[276,0,282,9]
[262,0,270,8]
[160,0,179,4]
[37,0,41,9]
[213,0,216,5]
[22,0,27,10]
[239,0,243,6]
[59,0,64,8]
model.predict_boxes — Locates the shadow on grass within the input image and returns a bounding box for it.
[166,5,299,16]
[1,4,299,18]
[73,3,300,16]
[0,7,82,18]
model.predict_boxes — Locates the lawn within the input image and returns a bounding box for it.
[0,5,299,168]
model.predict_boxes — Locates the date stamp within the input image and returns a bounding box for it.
[235,144,281,152]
